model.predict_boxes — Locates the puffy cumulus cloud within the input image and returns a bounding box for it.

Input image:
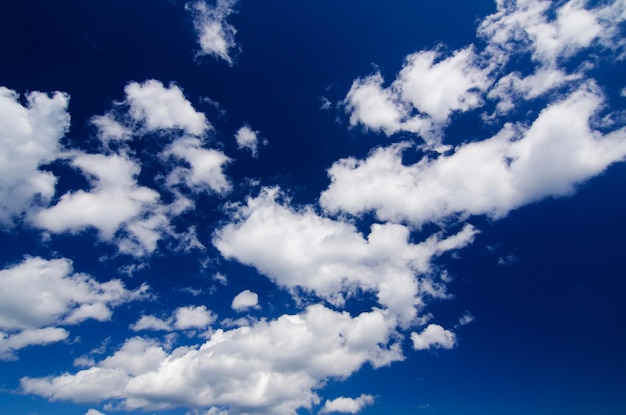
[125,80,210,136]
[213,187,477,326]
[131,305,217,332]
[85,409,107,415]
[164,136,231,194]
[343,47,491,141]
[22,305,402,414]
[323,83,626,226]
[231,290,259,311]
[480,0,616,66]
[32,152,172,256]
[344,0,626,132]
[319,394,375,414]
[90,113,132,144]
[411,324,456,351]
[0,87,69,225]
[186,0,239,65]
[0,257,148,360]
[235,124,265,157]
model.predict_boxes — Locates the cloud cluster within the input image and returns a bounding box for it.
[0,257,147,360]
[214,187,477,326]
[325,83,626,225]
[343,0,626,139]
[131,305,217,332]
[23,305,401,414]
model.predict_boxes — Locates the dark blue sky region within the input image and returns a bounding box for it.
[1,1,625,414]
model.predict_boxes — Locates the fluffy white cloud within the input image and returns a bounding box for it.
[91,113,132,144]
[131,305,216,332]
[125,80,210,136]
[343,47,491,141]
[0,257,148,359]
[324,83,626,226]
[214,187,476,326]
[33,152,172,256]
[85,409,107,415]
[174,305,217,330]
[22,305,402,414]
[319,394,375,414]
[410,324,456,351]
[0,87,69,225]
[235,125,264,157]
[164,136,231,194]
[231,290,259,311]
[186,0,239,65]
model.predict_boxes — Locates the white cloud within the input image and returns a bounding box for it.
[91,113,132,144]
[410,324,456,351]
[130,315,171,332]
[0,257,148,359]
[0,87,69,225]
[164,136,231,194]
[324,83,626,226]
[174,305,216,330]
[457,312,475,326]
[130,305,216,332]
[186,0,239,65]
[125,80,210,136]
[231,290,259,311]
[22,305,402,414]
[235,125,264,157]
[214,187,477,326]
[33,152,172,256]
[85,409,107,415]
[319,394,375,414]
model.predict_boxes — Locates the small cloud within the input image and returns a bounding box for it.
[231,290,259,311]
[213,272,228,285]
[320,394,375,414]
[85,409,107,415]
[411,324,456,351]
[235,124,266,157]
[186,0,239,65]
[320,96,332,110]
[497,254,517,266]
[457,312,474,326]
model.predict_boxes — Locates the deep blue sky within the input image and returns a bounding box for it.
[1,1,625,414]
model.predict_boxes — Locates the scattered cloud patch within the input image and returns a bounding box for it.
[234,124,265,157]
[231,290,259,311]
[131,305,216,332]
[0,257,147,360]
[186,0,239,65]
[319,394,375,414]
[411,324,456,351]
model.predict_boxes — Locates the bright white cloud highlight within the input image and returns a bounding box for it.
[22,305,402,414]
[131,305,217,332]
[0,87,69,225]
[0,257,147,359]
[411,324,456,351]
[186,0,239,65]
[214,187,477,326]
[324,83,626,226]
[319,394,375,414]
[231,290,259,311]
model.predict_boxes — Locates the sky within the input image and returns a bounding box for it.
[0,0,625,414]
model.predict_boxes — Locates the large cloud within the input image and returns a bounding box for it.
[0,257,148,360]
[324,83,626,226]
[0,87,69,225]
[22,305,402,414]
[214,187,476,326]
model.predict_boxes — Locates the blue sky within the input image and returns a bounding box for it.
[1,0,625,414]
